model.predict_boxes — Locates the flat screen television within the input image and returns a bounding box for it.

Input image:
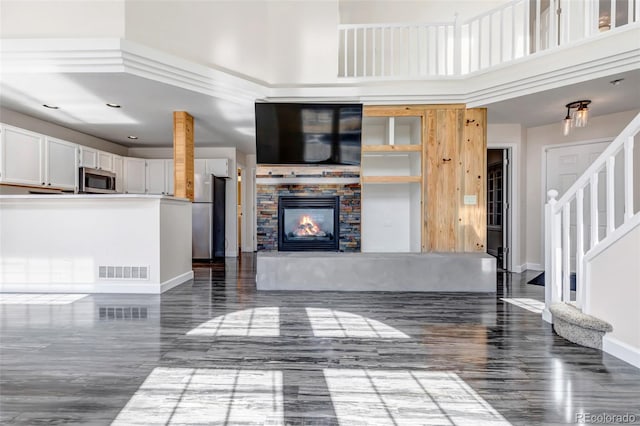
[255,102,362,165]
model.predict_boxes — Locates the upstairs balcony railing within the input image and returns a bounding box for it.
[338,0,640,78]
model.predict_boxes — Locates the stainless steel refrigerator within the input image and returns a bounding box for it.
[192,174,226,260]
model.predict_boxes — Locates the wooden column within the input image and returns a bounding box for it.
[425,107,465,252]
[423,106,487,252]
[458,108,487,252]
[173,111,194,201]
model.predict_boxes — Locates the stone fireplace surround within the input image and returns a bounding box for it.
[256,166,360,252]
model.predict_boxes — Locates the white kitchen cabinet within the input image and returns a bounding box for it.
[146,159,174,195]
[123,157,146,194]
[45,137,78,191]
[146,159,166,194]
[206,158,229,178]
[194,159,206,177]
[97,151,113,171]
[79,146,98,169]
[0,124,45,186]
[166,160,174,195]
[112,155,124,192]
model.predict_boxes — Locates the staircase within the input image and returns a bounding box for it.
[544,113,640,366]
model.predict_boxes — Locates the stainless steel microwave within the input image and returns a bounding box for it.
[79,167,117,193]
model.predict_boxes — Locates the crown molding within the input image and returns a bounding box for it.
[1,26,638,107]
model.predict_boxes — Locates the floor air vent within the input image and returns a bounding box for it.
[98,266,149,280]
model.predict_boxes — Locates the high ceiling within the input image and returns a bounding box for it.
[1,42,638,155]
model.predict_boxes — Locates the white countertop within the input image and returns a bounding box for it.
[0,194,190,202]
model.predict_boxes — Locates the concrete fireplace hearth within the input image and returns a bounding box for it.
[256,252,495,292]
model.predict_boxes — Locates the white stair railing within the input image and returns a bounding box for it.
[338,0,639,78]
[543,113,640,323]
[338,21,456,78]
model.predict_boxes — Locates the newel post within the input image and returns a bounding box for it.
[543,189,559,323]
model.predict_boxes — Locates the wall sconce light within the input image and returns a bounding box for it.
[562,100,591,136]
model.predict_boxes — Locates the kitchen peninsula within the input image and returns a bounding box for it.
[0,194,193,293]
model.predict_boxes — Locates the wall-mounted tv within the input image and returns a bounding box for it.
[255,102,362,165]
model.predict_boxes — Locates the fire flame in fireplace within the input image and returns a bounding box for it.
[293,215,326,237]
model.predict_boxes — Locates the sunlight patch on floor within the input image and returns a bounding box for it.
[112,368,283,425]
[0,293,88,305]
[186,307,280,337]
[324,369,511,426]
[500,298,545,314]
[306,308,410,338]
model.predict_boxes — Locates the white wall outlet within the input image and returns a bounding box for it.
[463,195,477,205]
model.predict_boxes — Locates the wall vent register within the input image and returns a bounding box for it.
[98,266,149,280]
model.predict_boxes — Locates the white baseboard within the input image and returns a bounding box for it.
[525,262,544,271]
[160,271,194,293]
[0,270,194,294]
[603,335,640,369]
[226,250,238,257]
[512,263,526,273]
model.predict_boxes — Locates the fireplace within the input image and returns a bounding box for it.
[278,196,340,251]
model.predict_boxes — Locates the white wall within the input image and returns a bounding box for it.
[235,151,257,253]
[128,146,241,257]
[125,0,339,85]
[0,0,125,38]
[339,0,510,24]
[160,200,192,283]
[0,108,128,156]
[124,1,270,83]
[362,183,417,252]
[487,123,526,272]
[266,1,339,85]
[588,224,640,367]
[635,133,640,215]
[524,109,640,268]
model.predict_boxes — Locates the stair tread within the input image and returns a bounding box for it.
[549,302,613,332]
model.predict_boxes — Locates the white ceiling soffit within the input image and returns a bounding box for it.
[0,27,639,150]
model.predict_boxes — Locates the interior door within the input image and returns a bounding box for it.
[502,149,511,270]
[545,140,611,269]
[486,148,511,270]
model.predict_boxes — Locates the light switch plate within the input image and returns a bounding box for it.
[463,195,477,205]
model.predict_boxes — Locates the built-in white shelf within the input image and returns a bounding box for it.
[360,112,422,253]
[362,116,421,147]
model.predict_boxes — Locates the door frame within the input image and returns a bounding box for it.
[487,142,516,272]
[234,161,248,254]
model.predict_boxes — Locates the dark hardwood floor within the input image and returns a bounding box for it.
[1,253,639,425]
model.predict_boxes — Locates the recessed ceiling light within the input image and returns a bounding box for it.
[609,78,624,86]
[106,103,121,108]
[127,135,138,140]
[42,104,59,109]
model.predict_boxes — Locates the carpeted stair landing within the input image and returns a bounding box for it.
[550,303,612,349]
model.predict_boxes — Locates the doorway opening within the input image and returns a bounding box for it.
[237,168,242,253]
[487,148,511,270]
